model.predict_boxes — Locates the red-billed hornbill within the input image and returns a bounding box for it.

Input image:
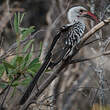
[19,6,98,105]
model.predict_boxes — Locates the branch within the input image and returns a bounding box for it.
[80,18,110,47]
[69,50,110,64]
[19,17,110,110]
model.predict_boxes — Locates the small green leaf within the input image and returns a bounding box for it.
[29,63,41,72]
[24,53,30,63]
[10,56,17,65]
[23,39,34,52]
[28,58,41,73]
[0,64,5,77]
[28,58,39,69]
[27,69,36,76]
[21,26,35,39]
[12,80,19,86]
[20,13,25,24]
[0,82,7,88]
[3,61,15,69]
[16,56,23,65]
[18,13,21,27]
[23,53,30,67]
[14,13,19,34]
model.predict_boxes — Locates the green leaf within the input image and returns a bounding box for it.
[23,39,34,52]
[24,53,30,63]
[0,82,7,88]
[27,69,36,76]
[10,56,17,65]
[16,56,23,65]
[20,13,25,24]
[29,63,41,73]
[14,13,19,34]
[23,53,30,67]
[3,61,15,69]
[28,58,39,69]
[0,64,5,77]
[17,13,20,28]
[12,80,19,86]
[28,58,41,72]
[21,26,35,39]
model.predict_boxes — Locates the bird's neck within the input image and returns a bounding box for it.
[74,18,85,25]
[70,18,86,29]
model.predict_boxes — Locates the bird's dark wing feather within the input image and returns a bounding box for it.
[50,22,86,67]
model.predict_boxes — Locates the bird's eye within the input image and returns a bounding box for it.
[80,9,84,13]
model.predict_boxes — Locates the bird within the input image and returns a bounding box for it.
[19,6,98,105]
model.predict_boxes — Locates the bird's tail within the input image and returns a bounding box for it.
[19,54,51,105]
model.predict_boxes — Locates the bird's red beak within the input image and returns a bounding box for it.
[82,11,99,23]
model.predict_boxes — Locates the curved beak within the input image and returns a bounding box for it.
[82,11,99,23]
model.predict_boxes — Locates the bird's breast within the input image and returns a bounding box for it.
[64,22,85,47]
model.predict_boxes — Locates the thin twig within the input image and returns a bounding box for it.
[69,50,110,64]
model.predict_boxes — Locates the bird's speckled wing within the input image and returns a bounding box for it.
[51,22,85,64]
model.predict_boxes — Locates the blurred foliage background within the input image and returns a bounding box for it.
[0,0,110,110]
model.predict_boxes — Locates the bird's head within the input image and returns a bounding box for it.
[67,6,98,24]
